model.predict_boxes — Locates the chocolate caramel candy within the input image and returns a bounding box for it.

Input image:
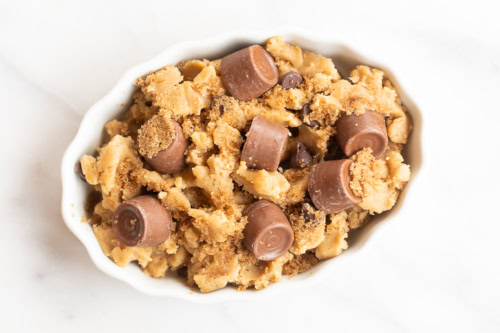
[220,45,279,101]
[240,115,289,171]
[336,110,388,158]
[308,160,361,214]
[243,200,294,261]
[139,118,188,174]
[112,195,172,247]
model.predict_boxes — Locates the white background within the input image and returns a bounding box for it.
[1,0,500,332]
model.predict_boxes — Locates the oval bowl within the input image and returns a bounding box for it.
[61,28,425,303]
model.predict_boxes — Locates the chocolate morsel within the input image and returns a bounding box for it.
[112,195,172,247]
[243,200,294,261]
[145,119,188,174]
[240,115,289,172]
[308,160,361,214]
[75,161,87,182]
[220,45,279,101]
[335,110,388,158]
[290,142,313,169]
[280,72,303,89]
[300,103,320,128]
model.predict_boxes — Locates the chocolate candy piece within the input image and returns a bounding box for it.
[112,195,172,247]
[75,161,87,182]
[324,136,346,161]
[336,110,388,158]
[300,103,320,128]
[240,115,289,171]
[290,142,313,169]
[243,200,294,261]
[221,45,279,101]
[280,72,303,90]
[308,160,361,214]
[145,119,188,174]
[301,202,316,222]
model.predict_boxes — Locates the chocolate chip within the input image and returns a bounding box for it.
[290,142,313,169]
[280,72,303,90]
[288,126,299,137]
[300,103,320,128]
[210,96,225,114]
[325,215,332,225]
[177,266,188,279]
[145,101,153,107]
[302,202,316,222]
[75,161,87,182]
[324,136,346,161]
[89,215,102,226]
[84,191,102,215]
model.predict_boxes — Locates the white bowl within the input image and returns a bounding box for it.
[61,28,425,303]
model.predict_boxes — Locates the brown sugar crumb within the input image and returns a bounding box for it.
[282,253,319,277]
[137,114,175,158]
[82,36,412,293]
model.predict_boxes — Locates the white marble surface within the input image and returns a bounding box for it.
[1,0,500,332]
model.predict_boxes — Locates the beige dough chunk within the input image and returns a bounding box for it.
[388,111,412,144]
[158,188,191,213]
[282,168,310,204]
[295,124,334,157]
[137,65,183,101]
[105,120,129,139]
[186,130,215,166]
[80,155,98,185]
[133,168,175,193]
[188,208,242,244]
[178,59,208,81]
[144,251,169,278]
[266,36,303,68]
[300,51,339,79]
[232,162,290,203]
[138,66,210,120]
[289,207,326,255]
[167,246,190,270]
[265,36,340,80]
[192,64,225,98]
[190,244,241,293]
[93,224,153,268]
[82,135,142,211]
[346,206,371,229]
[349,148,411,214]
[254,252,293,290]
[282,253,319,277]
[241,104,302,127]
[315,211,349,260]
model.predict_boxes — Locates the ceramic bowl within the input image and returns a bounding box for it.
[61,28,424,303]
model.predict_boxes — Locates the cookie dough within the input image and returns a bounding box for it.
[79,36,412,293]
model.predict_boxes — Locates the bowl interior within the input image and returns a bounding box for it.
[61,31,422,302]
